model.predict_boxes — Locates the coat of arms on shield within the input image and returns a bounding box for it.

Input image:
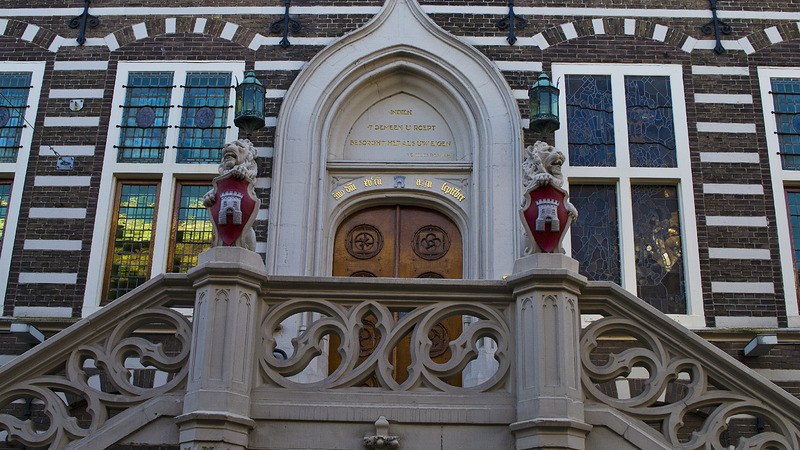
[520,142,578,254]
[203,139,260,250]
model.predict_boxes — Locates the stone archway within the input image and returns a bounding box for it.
[268,0,522,279]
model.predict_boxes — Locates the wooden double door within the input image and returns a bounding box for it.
[331,205,463,384]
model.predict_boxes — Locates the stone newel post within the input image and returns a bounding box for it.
[176,247,266,450]
[508,253,591,449]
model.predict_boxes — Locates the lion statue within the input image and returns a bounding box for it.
[522,140,566,190]
[203,139,259,251]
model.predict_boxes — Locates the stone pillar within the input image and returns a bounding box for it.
[176,247,266,450]
[507,253,592,450]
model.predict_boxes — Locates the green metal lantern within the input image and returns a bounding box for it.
[234,70,266,137]
[528,72,560,136]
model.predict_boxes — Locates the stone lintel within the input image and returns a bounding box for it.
[510,418,593,450]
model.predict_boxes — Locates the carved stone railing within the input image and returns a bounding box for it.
[579,281,800,449]
[0,275,194,449]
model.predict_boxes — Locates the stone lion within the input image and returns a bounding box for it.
[203,139,258,207]
[522,140,565,190]
[203,139,259,251]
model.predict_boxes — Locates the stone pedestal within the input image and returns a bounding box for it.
[176,247,266,450]
[507,253,592,449]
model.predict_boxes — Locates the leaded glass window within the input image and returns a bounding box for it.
[0,73,32,163]
[771,78,800,170]
[176,73,232,163]
[786,189,800,296]
[570,185,621,284]
[105,182,160,302]
[565,75,615,166]
[117,72,174,163]
[170,182,213,273]
[632,185,685,314]
[0,182,11,247]
[625,76,676,167]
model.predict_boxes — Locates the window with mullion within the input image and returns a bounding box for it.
[169,182,213,273]
[104,182,160,303]
[176,72,232,163]
[0,73,32,163]
[562,66,688,314]
[117,72,174,163]
[785,189,800,299]
[771,78,800,170]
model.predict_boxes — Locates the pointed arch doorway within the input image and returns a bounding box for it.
[331,204,463,384]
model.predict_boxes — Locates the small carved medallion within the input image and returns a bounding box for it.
[412,225,450,260]
[359,316,381,357]
[428,322,450,358]
[195,106,215,129]
[0,107,10,127]
[350,270,377,277]
[346,224,383,259]
[136,106,156,128]
[417,271,444,278]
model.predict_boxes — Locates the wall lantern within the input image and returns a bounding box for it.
[234,70,266,138]
[528,72,560,137]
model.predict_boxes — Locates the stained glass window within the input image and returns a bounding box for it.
[631,185,685,314]
[625,76,676,167]
[565,75,615,166]
[771,78,800,170]
[0,182,11,247]
[0,73,32,163]
[106,183,159,302]
[117,72,174,163]
[170,183,213,273]
[570,185,621,284]
[176,73,232,163]
[786,190,800,296]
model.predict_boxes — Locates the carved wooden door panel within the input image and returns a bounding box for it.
[331,205,463,385]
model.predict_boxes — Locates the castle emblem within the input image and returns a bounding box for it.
[218,191,244,225]
[534,198,561,232]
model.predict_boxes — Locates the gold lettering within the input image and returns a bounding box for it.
[332,191,344,200]
[375,177,382,186]
[344,182,357,193]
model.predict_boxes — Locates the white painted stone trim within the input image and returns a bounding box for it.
[166,17,176,34]
[681,36,698,53]
[255,242,268,253]
[18,273,79,284]
[29,207,86,219]
[694,93,753,104]
[696,122,757,133]
[249,33,265,51]
[21,24,39,42]
[513,90,528,100]
[105,33,120,51]
[255,178,271,189]
[691,40,744,52]
[532,33,549,50]
[652,24,668,42]
[706,216,768,227]
[265,117,278,127]
[24,240,83,251]
[49,89,105,99]
[560,23,578,40]
[260,147,275,158]
[13,306,73,317]
[624,19,636,35]
[34,176,91,187]
[592,18,605,35]
[39,145,95,156]
[0,18,7,35]
[43,117,100,127]
[494,61,542,72]
[708,248,771,260]
[193,18,207,34]
[256,209,269,221]
[702,183,764,195]
[54,61,108,70]
[738,37,756,55]
[254,60,306,71]
[692,65,749,76]
[699,152,760,163]
[716,316,779,328]
[711,282,774,294]
[765,26,783,44]
[132,22,147,40]
[265,89,287,98]
[221,22,238,40]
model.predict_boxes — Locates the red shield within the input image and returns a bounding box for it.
[522,184,569,253]
[209,174,257,246]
